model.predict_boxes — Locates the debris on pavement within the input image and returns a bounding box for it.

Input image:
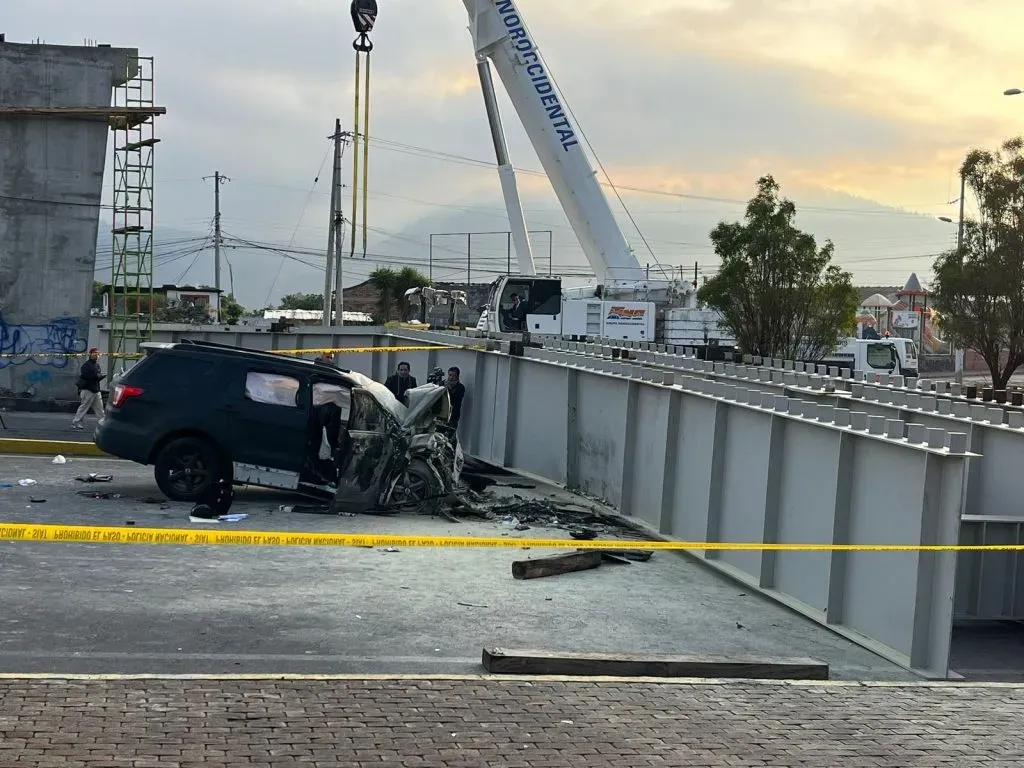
[512,550,603,580]
[0,482,12,489]
[17,479,36,486]
[29,498,46,504]
[51,455,67,465]
[76,490,122,500]
[76,474,113,483]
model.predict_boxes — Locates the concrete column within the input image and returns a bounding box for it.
[0,42,138,400]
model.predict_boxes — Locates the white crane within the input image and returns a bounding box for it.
[460,0,691,341]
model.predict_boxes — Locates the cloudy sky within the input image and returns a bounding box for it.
[10,0,1024,308]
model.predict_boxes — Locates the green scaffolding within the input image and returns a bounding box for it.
[107,54,160,380]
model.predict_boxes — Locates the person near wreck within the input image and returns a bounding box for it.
[446,366,465,433]
[384,361,417,401]
[71,348,105,430]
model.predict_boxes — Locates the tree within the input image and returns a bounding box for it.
[394,266,430,319]
[279,292,324,311]
[931,137,1024,389]
[156,302,211,324]
[368,268,398,321]
[368,266,430,322]
[697,175,858,360]
[220,294,246,325]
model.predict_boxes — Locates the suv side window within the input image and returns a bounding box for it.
[245,371,302,408]
[128,354,216,388]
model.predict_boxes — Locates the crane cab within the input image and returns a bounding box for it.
[476,275,656,341]
[477,275,563,335]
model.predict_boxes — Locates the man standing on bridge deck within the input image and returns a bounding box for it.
[71,348,105,430]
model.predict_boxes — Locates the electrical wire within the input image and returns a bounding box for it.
[262,143,335,306]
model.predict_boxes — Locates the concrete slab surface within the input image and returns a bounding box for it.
[0,676,1021,767]
[0,454,916,680]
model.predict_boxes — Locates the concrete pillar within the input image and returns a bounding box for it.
[0,41,138,400]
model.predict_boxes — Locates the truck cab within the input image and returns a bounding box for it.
[822,337,919,380]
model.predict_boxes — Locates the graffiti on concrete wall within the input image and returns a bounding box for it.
[0,312,87,369]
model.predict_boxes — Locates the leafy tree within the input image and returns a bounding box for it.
[368,266,430,321]
[394,266,430,319]
[220,294,246,325]
[368,268,398,321]
[931,137,1024,389]
[156,302,211,324]
[279,292,324,311]
[697,175,858,360]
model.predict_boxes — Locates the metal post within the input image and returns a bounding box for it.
[467,233,472,294]
[548,230,553,276]
[428,234,434,281]
[323,120,341,327]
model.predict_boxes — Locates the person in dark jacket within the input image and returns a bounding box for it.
[71,348,105,430]
[446,366,466,432]
[384,361,417,402]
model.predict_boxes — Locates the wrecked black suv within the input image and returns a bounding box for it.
[94,340,463,514]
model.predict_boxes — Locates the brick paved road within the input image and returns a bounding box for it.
[1,677,1022,767]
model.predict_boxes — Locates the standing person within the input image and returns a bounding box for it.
[71,348,105,431]
[446,366,466,432]
[384,361,417,402]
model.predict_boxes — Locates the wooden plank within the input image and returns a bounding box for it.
[481,648,829,680]
[511,551,602,580]
[0,106,167,117]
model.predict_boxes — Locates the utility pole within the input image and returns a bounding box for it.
[333,161,346,328]
[323,120,343,327]
[203,171,230,322]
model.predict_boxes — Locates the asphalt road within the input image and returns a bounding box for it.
[0,454,917,680]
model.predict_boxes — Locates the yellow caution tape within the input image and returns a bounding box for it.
[0,523,1020,551]
[0,344,480,361]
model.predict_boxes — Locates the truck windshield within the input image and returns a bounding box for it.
[866,343,897,370]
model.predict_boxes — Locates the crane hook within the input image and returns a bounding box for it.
[351,0,377,52]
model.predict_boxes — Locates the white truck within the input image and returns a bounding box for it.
[820,337,919,380]
[449,0,693,342]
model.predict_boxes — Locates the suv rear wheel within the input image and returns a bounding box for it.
[154,436,223,502]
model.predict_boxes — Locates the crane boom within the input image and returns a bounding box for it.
[463,0,644,285]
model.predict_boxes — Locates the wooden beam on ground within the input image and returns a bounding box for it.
[511,551,602,580]
[481,648,830,680]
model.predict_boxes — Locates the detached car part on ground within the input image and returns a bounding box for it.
[95,341,462,516]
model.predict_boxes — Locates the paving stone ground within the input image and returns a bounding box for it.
[1,677,1021,767]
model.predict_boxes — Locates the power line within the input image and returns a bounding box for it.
[262,143,334,306]
[364,136,949,219]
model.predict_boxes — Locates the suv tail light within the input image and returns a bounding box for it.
[111,383,144,408]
